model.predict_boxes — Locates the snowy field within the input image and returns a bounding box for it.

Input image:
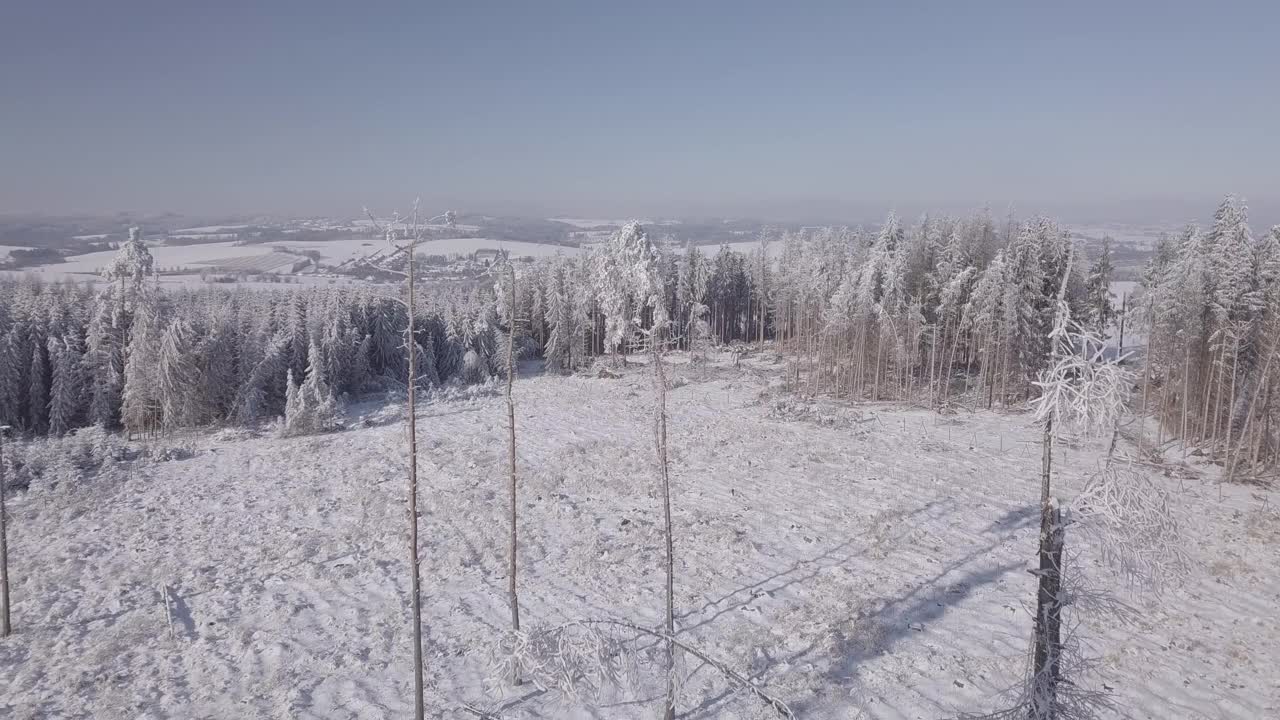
[407,238,581,259]
[1,353,1276,719]
[550,218,682,229]
[1066,225,1179,250]
[0,245,32,261]
[1,237,582,285]
[17,241,276,279]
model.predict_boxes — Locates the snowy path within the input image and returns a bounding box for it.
[1,354,1277,718]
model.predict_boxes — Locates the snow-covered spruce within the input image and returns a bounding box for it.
[4,202,1277,472]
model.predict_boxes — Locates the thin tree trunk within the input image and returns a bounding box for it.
[1117,293,1127,353]
[1228,335,1279,480]
[504,263,522,685]
[1210,342,1228,451]
[1,428,11,637]
[943,320,962,404]
[1224,335,1240,446]
[928,324,938,407]
[1201,343,1221,445]
[1181,346,1191,457]
[758,251,766,351]
[651,332,676,720]
[1030,496,1064,719]
[1139,295,1155,456]
[406,248,425,720]
[1252,383,1272,467]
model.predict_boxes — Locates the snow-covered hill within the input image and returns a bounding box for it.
[0,353,1275,719]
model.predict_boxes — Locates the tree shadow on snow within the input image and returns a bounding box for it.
[691,502,1036,718]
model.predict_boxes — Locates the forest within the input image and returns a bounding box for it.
[2,198,1277,476]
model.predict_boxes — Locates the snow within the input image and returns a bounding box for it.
[273,237,385,264]
[26,241,268,277]
[551,218,635,228]
[1067,225,1175,249]
[551,218,681,229]
[716,240,784,257]
[409,238,581,259]
[172,225,251,234]
[0,245,32,260]
[2,352,1274,718]
[351,219,483,233]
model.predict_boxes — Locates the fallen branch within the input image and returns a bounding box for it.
[563,618,795,719]
[459,704,507,719]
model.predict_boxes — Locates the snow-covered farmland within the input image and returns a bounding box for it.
[352,219,484,234]
[409,238,581,259]
[1,354,1274,719]
[552,218,682,229]
[20,241,274,278]
[3,237,580,285]
[0,245,32,261]
[1066,225,1177,249]
[172,225,251,234]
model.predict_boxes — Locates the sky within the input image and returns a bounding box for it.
[2,1,1278,224]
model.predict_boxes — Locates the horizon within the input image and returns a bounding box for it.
[3,2,1278,226]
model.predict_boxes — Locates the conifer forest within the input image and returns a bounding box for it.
[2,198,1278,719]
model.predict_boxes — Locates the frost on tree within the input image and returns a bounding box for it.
[283,342,338,436]
[1137,196,1280,472]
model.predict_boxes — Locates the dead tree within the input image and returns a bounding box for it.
[650,326,676,720]
[1,425,11,637]
[365,204,454,720]
[1029,498,1065,718]
[502,257,522,685]
[1030,249,1075,718]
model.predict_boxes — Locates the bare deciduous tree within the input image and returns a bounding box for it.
[365,202,455,720]
[500,255,522,685]
[1,425,11,637]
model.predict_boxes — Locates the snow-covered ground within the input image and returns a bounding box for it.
[2,237,580,286]
[551,218,681,229]
[408,238,581,259]
[1067,225,1177,250]
[172,225,251,234]
[1,353,1276,719]
[0,245,32,261]
[16,241,270,279]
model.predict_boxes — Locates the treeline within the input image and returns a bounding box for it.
[0,233,512,438]
[1137,197,1280,473]
[516,208,1114,409]
[506,198,1277,470]
[6,201,1278,472]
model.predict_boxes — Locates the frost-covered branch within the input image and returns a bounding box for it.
[489,619,795,719]
[1070,463,1189,589]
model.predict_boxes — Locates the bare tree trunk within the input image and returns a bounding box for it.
[1,428,11,637]
[1139,295,1155,456]
[1030,496,1065,719]
[1224,334,1241,447]
[943,320,962,404]
[1181,346,1191,457]
[1029,252,1074,718]
[928,325,938,407]
[758,245,766,352]
[1229,336,1279,480]
[406,249,425,720]
[1253,384,1272,467]
[651,333,676,720]
[504,263,522,685]
[1117,293,1127,353]
[1201,343,1221,445]
[1210,342,1229,452]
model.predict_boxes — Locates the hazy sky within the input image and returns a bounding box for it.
[3,1,1277,223]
